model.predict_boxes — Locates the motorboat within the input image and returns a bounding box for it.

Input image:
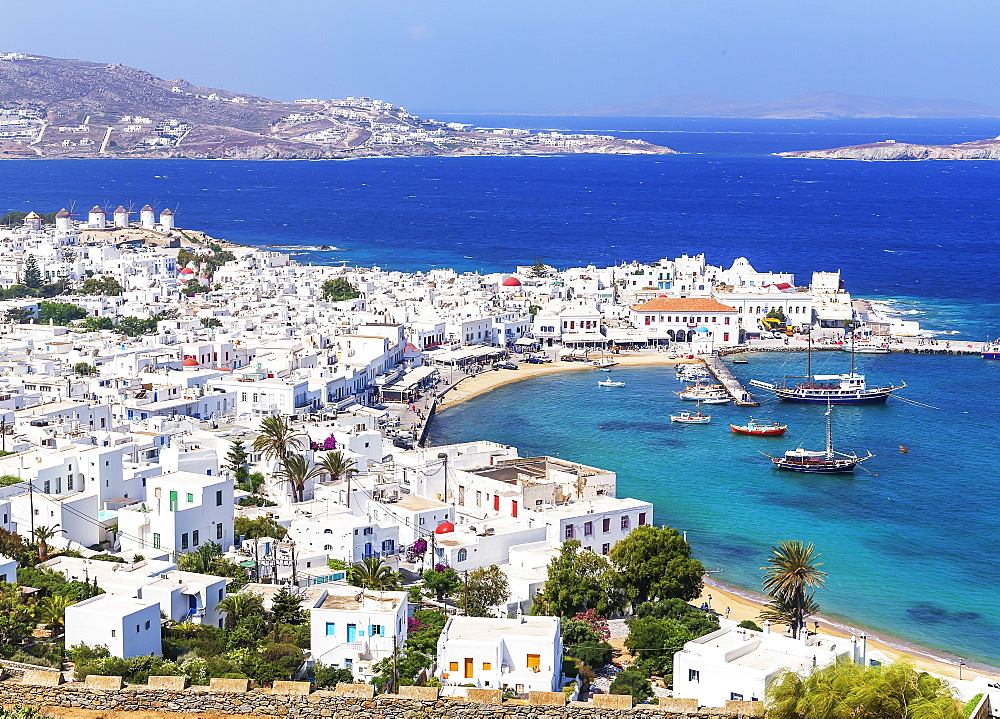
[730,418,788,436]
[598,379,626,387]
[671,410,711,424]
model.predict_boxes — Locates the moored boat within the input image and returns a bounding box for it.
[598,379,625,387]
[760,405,873,473]
[983,339,1000,360]
[751,331,904,404]
[732,356,749,364]
[671,410,711,424]
[730,418,788,436]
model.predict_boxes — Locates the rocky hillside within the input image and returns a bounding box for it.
[0,52,674,160]
[775,136,1000,160]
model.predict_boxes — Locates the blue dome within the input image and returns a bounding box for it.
[696,326,711,333]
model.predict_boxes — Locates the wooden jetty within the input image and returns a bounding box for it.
[702,355,759,407]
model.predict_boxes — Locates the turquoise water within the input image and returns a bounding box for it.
[428,351,1000,665]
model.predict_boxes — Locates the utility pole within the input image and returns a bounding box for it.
[463,570,468,616]
[437,452,448,504]
[290,541,298,586]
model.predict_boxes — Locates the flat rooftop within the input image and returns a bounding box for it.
[445,616,558,640]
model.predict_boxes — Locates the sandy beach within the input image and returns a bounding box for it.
[431,352,1000,682]
[435,352,692,411]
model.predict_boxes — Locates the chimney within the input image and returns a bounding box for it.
[763,620,771,634]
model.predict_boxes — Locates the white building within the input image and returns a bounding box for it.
[308,586,408,681]
[672,622,879,708]
[65,594,162,658]
[436,615,563,694]
[0,554,16,583]
[117,471,234,558]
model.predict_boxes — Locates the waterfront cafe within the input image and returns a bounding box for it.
[424,345,506,367]
[379,365,439,403]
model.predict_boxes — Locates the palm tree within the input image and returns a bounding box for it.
[39,594,72,634]
[316,451,358,507]
[272,454,321,503]
[349,557,400,591]
[761,540,827,638]
[252,415,304,465]
[33,524,63,562]
[217,591,264,630]
[178,541,222,574]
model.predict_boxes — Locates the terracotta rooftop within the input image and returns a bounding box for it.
[631,297,738,313]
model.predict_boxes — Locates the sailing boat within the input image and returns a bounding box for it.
[749,330,904,404]
[761,404,873,473]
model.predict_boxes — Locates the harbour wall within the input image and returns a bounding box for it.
[0,675,761,719]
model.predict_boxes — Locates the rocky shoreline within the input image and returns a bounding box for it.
[775,136,1000,160]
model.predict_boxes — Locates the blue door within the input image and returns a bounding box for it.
[347,624,357,642]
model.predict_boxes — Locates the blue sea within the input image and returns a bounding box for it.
[2,116,999,663]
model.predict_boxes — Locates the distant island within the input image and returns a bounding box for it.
[575,92,1000,119]
[775,135,1000,160]
[0,51,673,159]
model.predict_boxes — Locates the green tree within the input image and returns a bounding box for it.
[313,662,354,689]
[39,594,73,633]
[531,540,624,618]
[217,592,265,631]
[81,275,124,296]
[464,564,510,617]
[762,540,827,639]
[225,439,251,485]
[625,600,719,677]
[178,541,224,574]
[182,281,211,295]
[38,301,88,325]
[767,658,961,719]
[321,277,361,302]
[272,453,321,503]
[350,557,402,591]
[0,582,35,657]
[200,317,223,328]
[609,668,653,704]
[405,609,448,654]
[269,587,305,626]
[2,307,33,324]
[33,524,63,562]
[1,211,28,227]
[234,515,287,541]
[23,255,41,289]
[253,415,305,465]
[0,527,31,564]
[609,525,705,608]
[316,450,357,506]
[73,362,98,376]
[422,565,462,602]
[738,619,763,631]
[529,258,549,277]
[570,641,614,671]
[766,307,788,323]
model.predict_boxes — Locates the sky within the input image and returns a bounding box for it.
[6,0,1000,113]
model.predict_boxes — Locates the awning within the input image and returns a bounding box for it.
[514,337,538,346]
[382,366,438,393]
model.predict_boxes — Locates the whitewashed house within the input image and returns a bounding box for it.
[308,586,408,681]
[436,615,563,694]
[65,594,162,658]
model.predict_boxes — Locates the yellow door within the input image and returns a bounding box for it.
[464,657,474,679]
[527,654,540,671]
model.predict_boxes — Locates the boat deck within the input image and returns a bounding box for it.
[703,356,760,407]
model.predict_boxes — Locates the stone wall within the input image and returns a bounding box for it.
[0,677,749,719]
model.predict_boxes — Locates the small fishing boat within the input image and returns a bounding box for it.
[671,410,711,424]
[732,356,749,364]
[730,418,788,436]
[698,396,731,405]
[983,339,1000,360]
[598,379,626,387]
[592,358,618,369]
[760,405,873,473]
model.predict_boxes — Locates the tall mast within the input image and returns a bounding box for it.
[807,329,812,380]
[850,324,856,375]
[825,403,834,460]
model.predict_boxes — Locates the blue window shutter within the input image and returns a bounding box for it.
[379,626,385,637]
[326,623,335,636]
